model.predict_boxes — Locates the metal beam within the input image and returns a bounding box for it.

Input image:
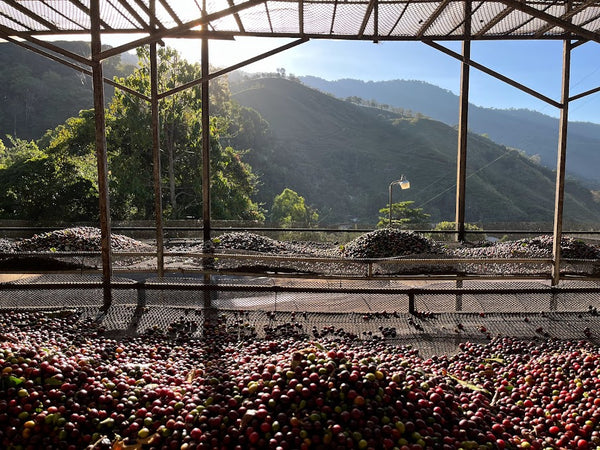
[534,0,595,38]
[0,34,150,102]
[114,0,151,29]
[330,0,338,35]
[4,0,58,31]
[132,0,166,30]
[0,10,33,32]
[358,0,377,38]
[576,7,600,30]
[159,0,184,26]
[98,0,267,61]
[68,0,113,30]
[373,0,379,43]
[570,84,600,102]
[455,0,471,243]
[226,0,246,33]
[447,1,484,36]
[497,0,600,43]
[90,0,113,310]
[502,1,555,37]
[158,37,308,99]
[299,0,304,35]
[42,0,87,30]
[417,0,451,38]
[387,2,409,37]
[6,29,586,41]
[423,40,562,108]
[474,5,512,37]
[0,25,92,66]
[264,2,274,33]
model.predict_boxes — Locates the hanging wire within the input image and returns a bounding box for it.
[415,149,512,209]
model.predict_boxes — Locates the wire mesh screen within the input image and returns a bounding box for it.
[2,274,600,356]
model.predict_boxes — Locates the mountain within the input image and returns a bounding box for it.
[2,41,599,227]
[299,76,600,186]
[231,76,600,226]
[0,42,135,141]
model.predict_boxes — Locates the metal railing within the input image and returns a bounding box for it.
[2,226,600,314]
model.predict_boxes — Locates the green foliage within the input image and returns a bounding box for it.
[0,136,45,168]
[0,45,264,223]
[270,188,319,227]
[377,201,431,229]
[0,138,97,221]
[104,46,264,221]
[38,110,97,158]
[430,221,485,242]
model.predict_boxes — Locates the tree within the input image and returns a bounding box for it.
[0,138,98,221]
[431,221,484,242]
[7,46,265,223]
[270,188,318,227]
[0,136,44,168]
[377,200,430,228]
[106,46,263,221]
[37,110,135,219]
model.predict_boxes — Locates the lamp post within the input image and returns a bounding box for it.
[388,175,410,227]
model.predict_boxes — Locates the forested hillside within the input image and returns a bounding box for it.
[0,46,263,224]
[1,41,600,227]
[0,42,135,141]
[232,76,600,225]
[301,76,600,186]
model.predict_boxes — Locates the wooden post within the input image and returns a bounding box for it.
[408,291,415,314]
[201,38,211,244]
[90,0,112,310]
[150,1,164,277]
[552,37,571,286]
[201,34,213,310]
[455,1,471,243]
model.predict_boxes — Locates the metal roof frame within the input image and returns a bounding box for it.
[0,1,599,42]
[1,0,599,305]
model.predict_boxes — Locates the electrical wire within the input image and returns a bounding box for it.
[414,149,512,209]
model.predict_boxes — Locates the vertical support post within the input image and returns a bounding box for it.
[552,37,571,286]
[201,38,211,243]
[373,0,379,43]
[201,30,213,310]
[90,0,112,310]
[455,1,471,243]
[408,291,415,314]
[150,1,164,277]
[388,182,394,227]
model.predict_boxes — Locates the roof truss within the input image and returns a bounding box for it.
[0,1,599,43]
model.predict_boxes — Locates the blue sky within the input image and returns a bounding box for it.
[168,36,600,124]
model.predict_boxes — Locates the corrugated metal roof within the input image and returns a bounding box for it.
[0,1,599,42]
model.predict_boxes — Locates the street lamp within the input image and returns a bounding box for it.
[388,175,410,227]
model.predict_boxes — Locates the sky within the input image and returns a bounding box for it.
[99,33,600,124]
[159,36,600,124]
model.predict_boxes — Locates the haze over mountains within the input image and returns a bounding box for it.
[299,76,600,187]
[2,39,600,227]
[230,76,600,226]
